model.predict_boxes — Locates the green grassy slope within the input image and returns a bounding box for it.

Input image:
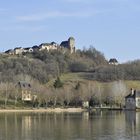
[47,72,140,90]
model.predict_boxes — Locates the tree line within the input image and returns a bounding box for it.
[93,60,140,82]
[0,79,128,108]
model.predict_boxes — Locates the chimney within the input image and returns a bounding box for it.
[131,88,134,95]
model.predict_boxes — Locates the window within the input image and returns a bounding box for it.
[127,98,134,103]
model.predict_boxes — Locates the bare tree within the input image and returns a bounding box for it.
[51,88,58,107]
[109,81,128,107]
[0,82,14,108]
[12,85,21,107]
[63,86,73,106]
[43,87,53,108]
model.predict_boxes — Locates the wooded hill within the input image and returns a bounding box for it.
[0,47,107,83]
[0,47,140,83]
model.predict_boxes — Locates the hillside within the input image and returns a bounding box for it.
[1,46,140,85]
[0,47,107,83]
[0,47,140,108]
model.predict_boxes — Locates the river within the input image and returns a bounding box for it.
[0,111,139,140]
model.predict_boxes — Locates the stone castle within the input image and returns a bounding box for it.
[5,37,76,55]
[60,37,75,54]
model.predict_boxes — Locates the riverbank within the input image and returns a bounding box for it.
[0,107,85,113]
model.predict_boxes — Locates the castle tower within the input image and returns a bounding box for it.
[68,37,75,53]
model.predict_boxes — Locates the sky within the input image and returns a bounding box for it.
[0,0,140,63]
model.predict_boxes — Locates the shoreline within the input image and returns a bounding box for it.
[0,107,85,113]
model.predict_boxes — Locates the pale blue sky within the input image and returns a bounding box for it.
[0,0,140,62]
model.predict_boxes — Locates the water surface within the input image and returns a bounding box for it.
[0,111,139,140]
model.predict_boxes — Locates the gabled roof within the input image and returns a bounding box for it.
[39,43,51,46]
[24,47,32,50]
[60,41,69,48]
[14,47,22,50]
[60,41,68,45]
[32,45,39,48]
[51,42,57,45]
[109,58,118,63]
[125,91,140,99]
[125,93,135,99]
[5,49,14,53]
[17,81,31,89]
[32,46,39,51]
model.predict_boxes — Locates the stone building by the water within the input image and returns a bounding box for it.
[125,89,140,110]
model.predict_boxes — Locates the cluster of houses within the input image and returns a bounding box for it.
[4,37,76,55]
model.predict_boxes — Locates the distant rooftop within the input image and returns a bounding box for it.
[109,58,118,63]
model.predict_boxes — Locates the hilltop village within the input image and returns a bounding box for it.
[4,37,76,55]
[3,36,119,66]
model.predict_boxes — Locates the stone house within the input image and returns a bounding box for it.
[39,42,58,52]
[14,47,24,55]
[51,42,58,47]
[32,45,40,51]
[23,47,33,53]
[16,81,36,102]
[109,58,118,65]
[125,89,140,110]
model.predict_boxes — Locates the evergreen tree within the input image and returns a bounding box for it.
[53,77,63,89]
[75,82,80,90]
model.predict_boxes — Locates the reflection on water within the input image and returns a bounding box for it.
[125,111,140,139]
[0,111,140,140]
